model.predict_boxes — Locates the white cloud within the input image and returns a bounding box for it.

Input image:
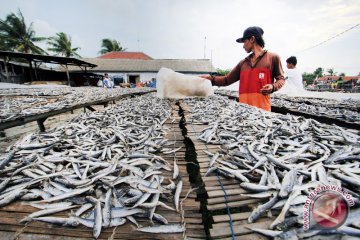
[33,19,58,37]
[1,0,359,75]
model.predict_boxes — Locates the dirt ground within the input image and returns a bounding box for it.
[0,105,105,154]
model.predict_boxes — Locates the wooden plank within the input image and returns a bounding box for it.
[216,233,268,240]
[207,194,252,205]
[205,184,242,192]
[209,219,273,238]
[0,223,185,239]
[185,229,207,239]
[0,231,89,240]
[204,179,240,187]
[203,176,239,182]
[184,218,203,224]
[211,217,271,228]
[207,199,260,211]
[207,188,247,198]
[213,212,251,223]
[212,210,280,224]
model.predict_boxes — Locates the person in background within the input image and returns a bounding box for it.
[276,56,304,95]
[136,82,144,88]
[201,26,285,111]
[102,73,113,89]
[285,56,303,90]
[148,78,157,88]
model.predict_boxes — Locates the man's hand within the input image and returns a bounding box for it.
[260,84,274,95]
[199,75,211,79]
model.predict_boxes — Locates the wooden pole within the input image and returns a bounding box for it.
[33,62,39,82]
[11,63,15,74]
[37,118,47,132]
[11,64,15,83]
[4,57,9,82]
[65,64,70,86]
[0,61,3,82]
[28,60,34,83]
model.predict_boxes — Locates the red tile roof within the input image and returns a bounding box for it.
[317,76,360,82]
[317,76,341,81]
[343,76,360,81]
[98,52,153,60]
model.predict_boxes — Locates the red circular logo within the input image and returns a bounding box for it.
[311,192,349,229]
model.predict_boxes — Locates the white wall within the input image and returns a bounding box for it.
[95,71,205,84]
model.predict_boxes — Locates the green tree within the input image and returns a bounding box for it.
[47,32,81,57]
[302,72,316,85]
[216,68,231,76]
[0,9,47,54]
[99,38,126,54]
[339,72,345,77]
[327,68,336,76]
[0,37,5,50]
[313,67,324,78]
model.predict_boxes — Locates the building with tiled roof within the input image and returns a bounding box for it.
[318,76,360,81]
[98,51,153,60]
[316,75,360,92]
[69,58,214,85]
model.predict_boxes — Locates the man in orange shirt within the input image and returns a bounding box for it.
[202,26,285,111]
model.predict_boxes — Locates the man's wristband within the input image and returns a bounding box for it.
[210,75,215,85]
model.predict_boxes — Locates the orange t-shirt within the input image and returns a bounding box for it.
[211,50,285,111]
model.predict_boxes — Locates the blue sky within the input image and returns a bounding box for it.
[1,0,359,75]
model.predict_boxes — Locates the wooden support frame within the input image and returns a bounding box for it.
[85,106,96,112]
[36,118,47,132]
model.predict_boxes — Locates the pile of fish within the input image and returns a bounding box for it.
[183,95,360,239]
[214,89,238,98]
[0,87,154,123]
[0,94,184,238]
[214,89,360,123]
[0,86,73,97]
[272,94,360,111]
[271,95,360,123]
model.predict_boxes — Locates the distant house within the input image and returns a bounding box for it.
[317,75,360,91]
[69,58,215,85]
[98,51,153,60]
[317,76,360,82]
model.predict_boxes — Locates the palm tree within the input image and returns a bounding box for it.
[0,37,6,50]
[327,68,336,76]
[99,38,126,55]
[0,9,47,54]
[47,32,81,58]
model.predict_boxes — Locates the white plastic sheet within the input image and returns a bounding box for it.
[156,67,214,99]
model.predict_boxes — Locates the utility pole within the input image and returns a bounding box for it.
[203,36,206,59]
[210,49,213,73]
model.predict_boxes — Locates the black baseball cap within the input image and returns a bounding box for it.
[236,26,264,43]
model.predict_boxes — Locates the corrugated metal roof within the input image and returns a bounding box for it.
[98,52,153,60]
[69,58,214,73]
[0,51,97,68]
